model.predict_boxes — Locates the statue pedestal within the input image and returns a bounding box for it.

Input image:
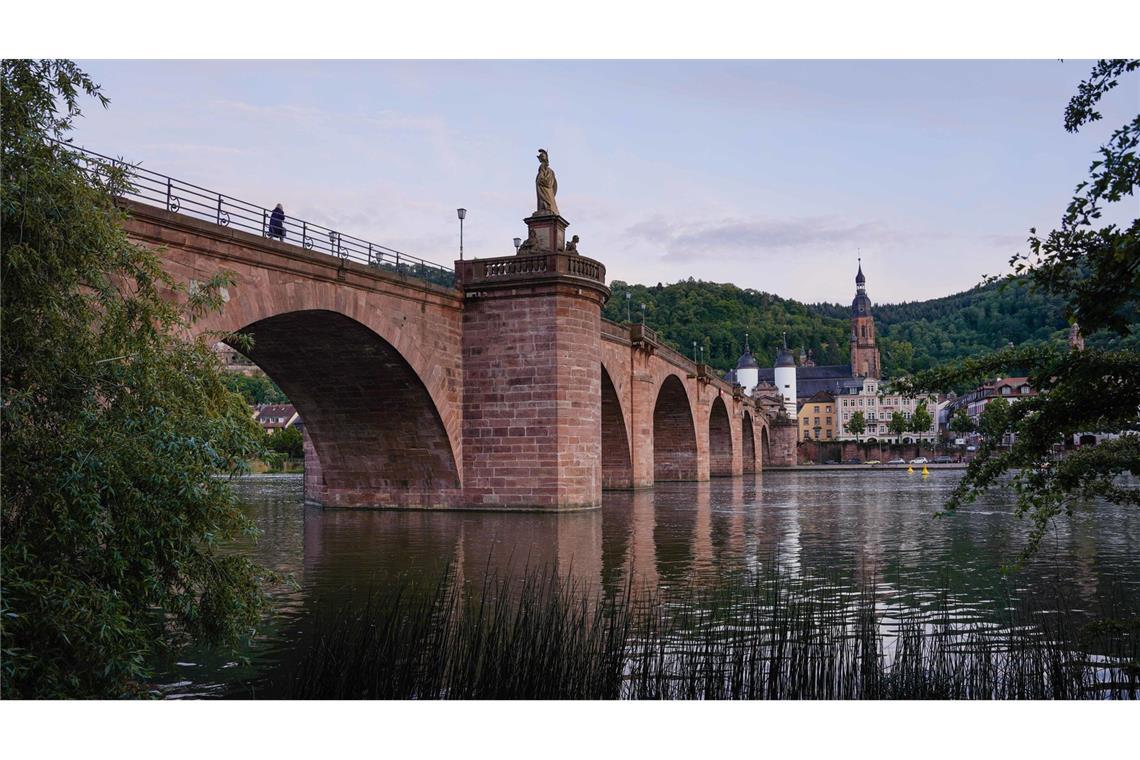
[523,213,569,253]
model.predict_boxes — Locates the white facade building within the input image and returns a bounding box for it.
[836,377,939,442]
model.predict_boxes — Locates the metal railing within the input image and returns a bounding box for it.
[55,140,457,289]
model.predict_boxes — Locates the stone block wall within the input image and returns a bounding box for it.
[765,418,800,467]
[461,284,604,509]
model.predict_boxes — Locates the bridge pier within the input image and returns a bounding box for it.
[457,247,610,510]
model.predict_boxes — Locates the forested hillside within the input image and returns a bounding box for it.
[601,277,1138,378]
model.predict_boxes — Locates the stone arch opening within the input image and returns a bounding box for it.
[228,309,461,508]
[652,374,698,481]
[742,411,756,474]
[601,364,633,489]
[760,425,771,468]
[708,396,733,477]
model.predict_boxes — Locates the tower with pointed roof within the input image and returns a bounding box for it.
[850,259,880,379]
[734,333,760,394]
[774,332,798,417]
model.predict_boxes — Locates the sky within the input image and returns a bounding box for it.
[69,59,1138,305]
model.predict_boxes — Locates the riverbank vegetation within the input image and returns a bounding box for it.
[275,565,1138,700]
[1,60,268,698]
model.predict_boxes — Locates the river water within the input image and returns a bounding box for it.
[157,471,1139,698]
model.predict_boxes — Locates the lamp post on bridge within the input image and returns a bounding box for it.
[457,208,467,260]
[625,291,631,323]
[513,237,521,253]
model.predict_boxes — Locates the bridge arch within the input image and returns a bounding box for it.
[226,309,460,507]
[652,374,699,481]
[708,396,733,477]
[742,411,757,473]
[601,364,633,489]
[760,425,771,469]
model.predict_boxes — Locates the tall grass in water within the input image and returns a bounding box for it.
[280,567,1138,699]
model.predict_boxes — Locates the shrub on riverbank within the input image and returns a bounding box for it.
[277,566,1138,700]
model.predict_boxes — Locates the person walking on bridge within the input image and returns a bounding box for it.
[268,203,286,240]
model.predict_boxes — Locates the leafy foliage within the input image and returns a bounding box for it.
[1,60,267,697]
[601,275,1136,381]
[949,408,976,435]
[909,401,933,435]
[888,412,908,442]
[265,426,304,459]
[898,60,1140,560]
[845,411,866,439]
[223,371,288,405]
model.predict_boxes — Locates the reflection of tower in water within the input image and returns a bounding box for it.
[690,481,715,586]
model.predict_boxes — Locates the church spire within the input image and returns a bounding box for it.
[849,258,880,379]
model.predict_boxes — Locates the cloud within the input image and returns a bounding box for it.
[625,214,910,262]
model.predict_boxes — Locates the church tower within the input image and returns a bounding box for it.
[850,260,881,379]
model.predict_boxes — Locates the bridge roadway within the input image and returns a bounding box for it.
[122,198,776,511]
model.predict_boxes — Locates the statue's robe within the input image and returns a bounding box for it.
[536,165,558,216]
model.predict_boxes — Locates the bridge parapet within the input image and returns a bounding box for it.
[457,252,607,295]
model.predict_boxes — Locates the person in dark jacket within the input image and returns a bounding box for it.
[268,203,286,240]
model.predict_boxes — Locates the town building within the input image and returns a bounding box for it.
[798,391,838,441]
[255,404,300,434]
[944,377,1036,447]
[835,376,939,443]
[753,261,882,407]
[721,261,938,443]
[949,377,1035,428]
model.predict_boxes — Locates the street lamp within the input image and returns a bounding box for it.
[625,291,631,323]
[456,208,467,260]
[640,303,646,324]
[513,237,522,253]
[692,341,697,361]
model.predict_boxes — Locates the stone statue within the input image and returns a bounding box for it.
[516,227,540,256]
[535,148,559,217]
[565,234,579,254]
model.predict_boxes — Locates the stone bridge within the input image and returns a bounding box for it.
[123,199,776,512]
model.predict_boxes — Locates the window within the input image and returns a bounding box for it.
[826,416,832,425]
[826,431,833,439]
[813,405,820,413]
[1021,386,1029,395]
[814,417,820,425]
[1001,386,1011,396]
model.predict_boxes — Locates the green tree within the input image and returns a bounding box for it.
[949,407,975,436]
[1,60,267,697]
[898,59,1140,559]
[845,410,866,441]
[909,400,933,437]
[265,426,304,460]
[888,411,909,443]
[223,371,288,405]
[978,397,1011,442]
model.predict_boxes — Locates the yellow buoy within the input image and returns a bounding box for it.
[907,465,914,474]
[922,465,929,477]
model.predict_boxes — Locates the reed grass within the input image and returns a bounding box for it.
[278,565,1138,700]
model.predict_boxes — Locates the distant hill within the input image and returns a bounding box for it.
[601,277,1138,378]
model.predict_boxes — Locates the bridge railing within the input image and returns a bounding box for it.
[55,140,457,290]
[457,251,607,289]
